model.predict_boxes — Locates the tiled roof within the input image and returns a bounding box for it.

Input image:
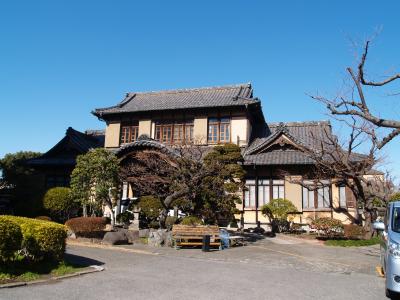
[93,83,259,117]
[243,121,333,166]
[243,150,314,165]
[27,127,105,166]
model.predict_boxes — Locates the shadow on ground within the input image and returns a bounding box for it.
[64,253,104,267]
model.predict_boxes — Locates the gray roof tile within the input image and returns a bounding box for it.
[93,83,259,117]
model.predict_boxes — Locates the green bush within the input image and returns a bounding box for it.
[180,216,203,226]
[312,217,344,237]
[261,198,298,220]
[116,211,133,225]
[139,196,163,220]
[35,216,52,221]
[0,218,22,262]
[65,217,107,237]
[0,216,67,262]
[165,216,178,230]
[261,199,297,233]
[43,187,76,223]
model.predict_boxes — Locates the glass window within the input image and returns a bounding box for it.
[317,186,330,208]
[302,186,315,209]
[208,117,231,144]
[120,125,139,144]
[258,180,270,206]
[244,179,256,208]
[339,185,346,208]
[272,180,284,199]
[392,207,400,233]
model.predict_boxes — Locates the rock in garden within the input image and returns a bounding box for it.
[139,229,150,238]
[102,231,129,245]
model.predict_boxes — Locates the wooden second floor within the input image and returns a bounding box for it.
[92,83,265,149]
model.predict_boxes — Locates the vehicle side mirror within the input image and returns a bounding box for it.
[373,221,385,231]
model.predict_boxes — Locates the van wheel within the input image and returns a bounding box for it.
[387,289,400,299]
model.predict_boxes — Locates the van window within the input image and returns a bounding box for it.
[392,207,400,233]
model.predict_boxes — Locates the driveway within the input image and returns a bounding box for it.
[0,235,386,300]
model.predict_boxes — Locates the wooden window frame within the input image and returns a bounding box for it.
[155,121,194,144]
[244,178,285,209]
[120,124,139,145]
[302,181,331,210]
[207,117,231,144]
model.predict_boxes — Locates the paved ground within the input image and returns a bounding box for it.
[0,235,386,300]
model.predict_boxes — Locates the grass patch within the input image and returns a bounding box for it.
[325,237,380,247]
[0,258,85,284]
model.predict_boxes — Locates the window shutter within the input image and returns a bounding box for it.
[345,186,356,208]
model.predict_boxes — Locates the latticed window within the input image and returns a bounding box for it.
[155,120,194,144]
[208,117,230,144]
[302,180,331,209]
[244,179,285,208]
[120,124,139,144]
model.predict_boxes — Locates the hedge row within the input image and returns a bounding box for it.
[65,217,107,236]
[0,216,67,262]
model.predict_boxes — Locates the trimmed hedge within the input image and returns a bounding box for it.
[0,216,67,262]
[344,224,364,239]
[43,187,75,223]
[0,218,23,262]
[312,217,344,237]
[65,217,107,236]
[180,216,203,226]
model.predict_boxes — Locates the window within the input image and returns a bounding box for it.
[244,179,285,208]
[208,117,230,144]
[302,186,315,209]
[302,180,331,209]
[120,124,139,144]
[155,121,194,144]
[258,179,270,206]
[244,179,256,208]
[272,180,285,199]
[339,185,347,208]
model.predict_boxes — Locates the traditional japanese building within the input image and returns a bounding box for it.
[92,83,361,228]
[27,127,104,189]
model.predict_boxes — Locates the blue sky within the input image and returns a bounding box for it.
[0,1,399,181]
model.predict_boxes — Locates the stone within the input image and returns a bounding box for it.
[139,229,150,238]
[102,231,128,245]
[118,228,139,243]
[148,230,164,247]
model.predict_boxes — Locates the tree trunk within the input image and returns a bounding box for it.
[83,205,87,217]
[363,209,373,239]
[159,208,168,229]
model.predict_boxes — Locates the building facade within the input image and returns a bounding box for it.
[93,83,362,228]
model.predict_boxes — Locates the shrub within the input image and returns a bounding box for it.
[180,216,203,226]
[116,211,133,225]
[139,196,163,220]
[0,218,22,262]
[36,216,52,221]
[65,217,107,237]
[0,216,67,262]
[165,216,178,230]
[312,217,344,237]
[43,187,76,223]
[344,224,364,239]
[148,220,160,229]
[261,199,298,220]
[261,199,297,232]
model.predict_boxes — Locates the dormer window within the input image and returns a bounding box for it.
[120,122,139,144]
[208,117,230,144]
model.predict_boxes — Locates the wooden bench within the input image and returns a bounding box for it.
[172,225,221,249]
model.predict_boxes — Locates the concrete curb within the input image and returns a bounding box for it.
[0,265,104,289]
[67,239,159,255]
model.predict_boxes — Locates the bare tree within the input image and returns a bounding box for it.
[294,118,393,238]
[311,40,400,149]
[119,142,244,228]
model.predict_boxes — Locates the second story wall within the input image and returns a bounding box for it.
[103,110,254,148]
